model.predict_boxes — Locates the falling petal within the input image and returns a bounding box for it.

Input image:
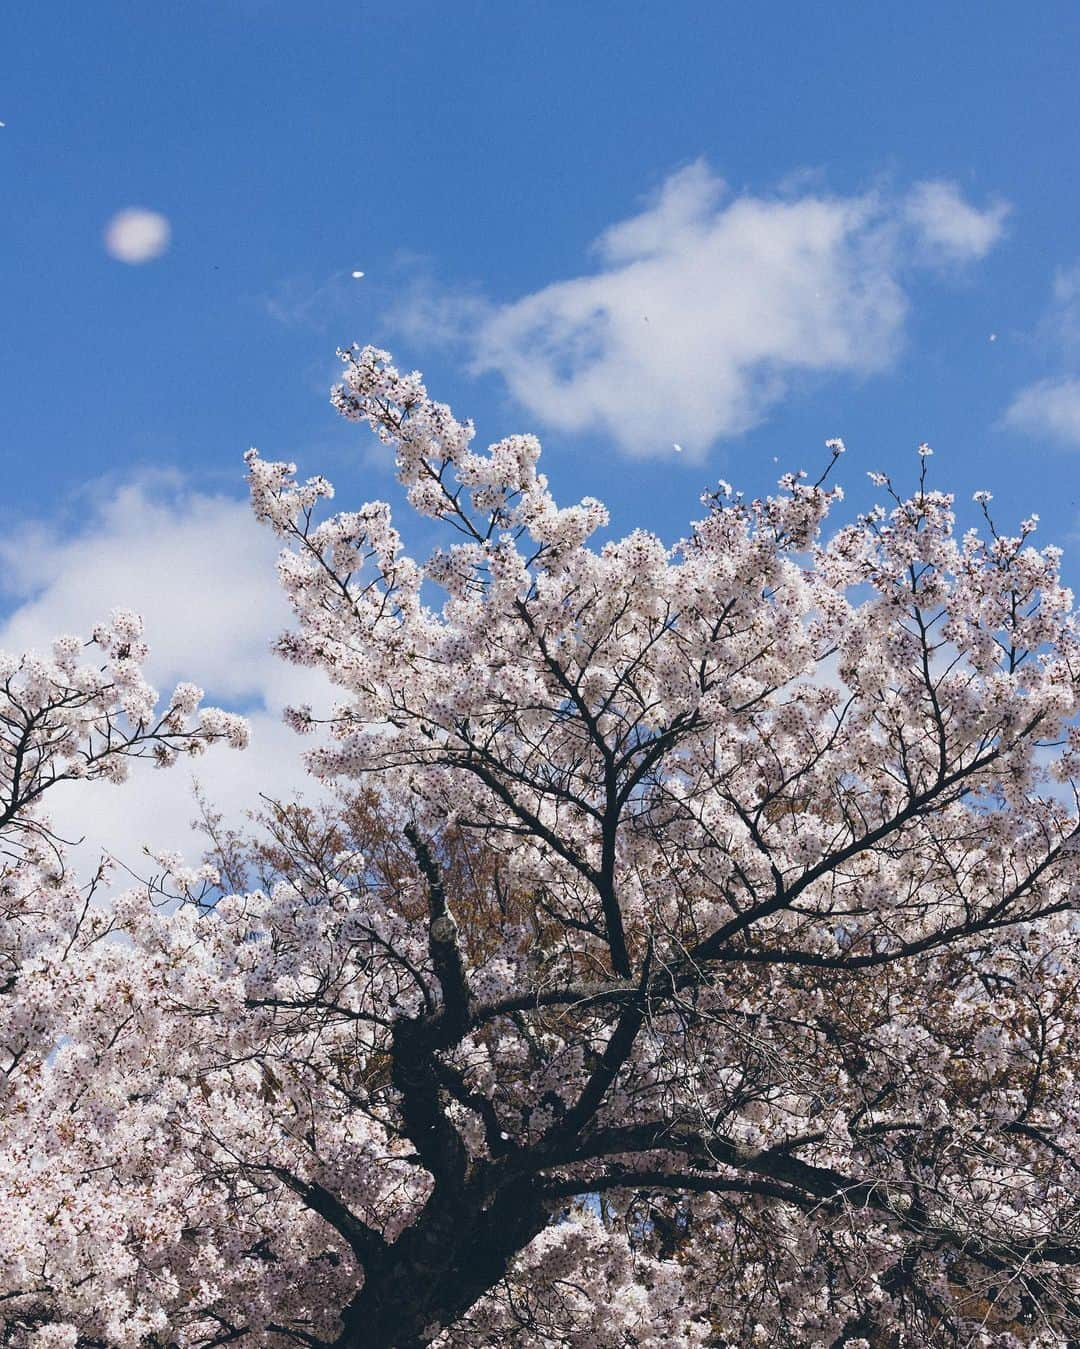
[104,208,171,264]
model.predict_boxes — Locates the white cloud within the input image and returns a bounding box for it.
[904,180,1009,263]
[1047,264,1080,357]
[104,208,171,264]
[1003,264,1080,446]
[398,163,1007,459]
[47,707,314,882]
[0,477,332,875]
[1003,376,1080,446]
[1,478,282,700]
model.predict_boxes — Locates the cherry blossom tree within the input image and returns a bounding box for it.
[5,347,1080,1347]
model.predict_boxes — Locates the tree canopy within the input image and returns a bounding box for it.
[2,349,1079,1347]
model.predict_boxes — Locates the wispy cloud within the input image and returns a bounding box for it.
[262,271,359,330]
[904,180,1009,264]
[1004,375,1080,445]
[1003,264,1080,446]
[392,162,1008,459]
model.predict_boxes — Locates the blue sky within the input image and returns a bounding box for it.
[3,1,1080,862]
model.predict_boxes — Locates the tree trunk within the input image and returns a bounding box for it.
[334,1180,550,1349]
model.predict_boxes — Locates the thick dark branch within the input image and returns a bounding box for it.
[268,1166,386,1264]
[432,1057,512,1157]
[472,979,637,1024]
[539,1122,1080,1271]
[541,1168,816,1209]
[550,950,652,1143]
[391,1018,471,1196]
[404,824,471,1033]
[559,1003,644,1138]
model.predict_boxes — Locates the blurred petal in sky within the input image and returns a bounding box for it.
[104,207,171,264]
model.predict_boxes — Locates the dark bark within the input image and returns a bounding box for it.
[332,1177,548,1349]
